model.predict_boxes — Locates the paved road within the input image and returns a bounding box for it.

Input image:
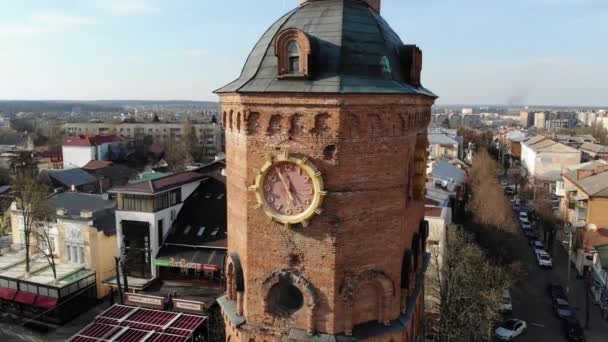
[499,174,608,341]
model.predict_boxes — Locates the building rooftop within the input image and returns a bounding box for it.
[49,192,117,235]
[580,142,608,154]
[47,168,98,188]
[430,160,465,185]
[111,171,206,195]
[83,160,113,171]
[67,304,206,342]
[428,133,459,146]
[564,168,608,198]
[63,135,127,147]
[524,136,580,154]
[216,0,436,97]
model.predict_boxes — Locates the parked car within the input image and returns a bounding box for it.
[512,204,521,212]
[536,251,553,268]
[562,317,585,342]
[523,229,539,239]
[520,217,530,225]
[521,222,532,230]
[500,179,509,187]
[501,289,513,314]
[530,240,544,252]
[519,211,528,221]
[553,298,574,319]
[505,187,515,196]
[495,319,527,341]
[547,283,568,301]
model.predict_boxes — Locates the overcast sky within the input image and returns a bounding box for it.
[1,0,607,106]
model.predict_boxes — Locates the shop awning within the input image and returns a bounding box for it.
[34,295,59,310]
[156,245,226,272]
[0,287,17,301]
[14,292,37,305]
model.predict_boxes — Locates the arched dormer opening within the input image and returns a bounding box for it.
[275,28,312,79]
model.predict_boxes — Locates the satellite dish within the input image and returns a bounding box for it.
[588,224,598,231]
[447,183,456,192]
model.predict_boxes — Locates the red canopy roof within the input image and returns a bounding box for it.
[34,295,59,310]
[14,291,37,305]
[67,305,206,342]
[0,287,17,301]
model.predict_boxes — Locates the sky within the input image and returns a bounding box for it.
[0,0,607,106]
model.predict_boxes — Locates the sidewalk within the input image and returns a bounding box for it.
[551,234,608,341]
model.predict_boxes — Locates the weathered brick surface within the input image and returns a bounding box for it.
[220,93,434,341]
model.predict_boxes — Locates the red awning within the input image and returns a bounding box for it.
[0,287,17,301]
[14,292,37,305]
[34,295,58,310]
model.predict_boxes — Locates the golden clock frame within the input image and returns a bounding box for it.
[249,151,326,228]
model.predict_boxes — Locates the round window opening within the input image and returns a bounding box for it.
[269,279,304,317]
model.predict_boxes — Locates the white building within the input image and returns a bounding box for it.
[109,171,206,285]
[62,135,132,169]
[521,135,581,191]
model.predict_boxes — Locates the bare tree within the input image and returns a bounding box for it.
[183,123,202,163]
[431,227,510,342]
[32,221,59,282]
[162,139,194,172]
[12,172,52,275]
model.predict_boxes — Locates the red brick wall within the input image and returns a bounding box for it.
[220,93,434,340]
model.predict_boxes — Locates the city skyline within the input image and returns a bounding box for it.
[1,0,607,106]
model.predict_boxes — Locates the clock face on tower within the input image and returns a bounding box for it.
[250,151,326,228]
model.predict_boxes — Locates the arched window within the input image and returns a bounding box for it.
[275,28,311,78]
[287,41,300,73]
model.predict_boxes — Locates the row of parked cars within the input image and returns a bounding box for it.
[497,180,585,341]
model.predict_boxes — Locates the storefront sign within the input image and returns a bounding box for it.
[154,257,219,272]
[173,299,205,315]
[125,293,164,310]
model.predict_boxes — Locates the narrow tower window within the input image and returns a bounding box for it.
[287,41,300,73]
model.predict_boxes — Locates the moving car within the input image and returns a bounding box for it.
[553,298,574,319]
[495,319,527,341]
[501,289,513,314]
[562,317,585,342]
[547,283,567,301]
[536,251,553,268]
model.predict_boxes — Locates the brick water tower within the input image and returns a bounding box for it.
[215,0,437,340]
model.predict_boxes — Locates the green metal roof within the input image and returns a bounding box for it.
[215,0,436,97]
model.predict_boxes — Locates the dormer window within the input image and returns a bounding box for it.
[275,28,311,79]
[287,41,300,73]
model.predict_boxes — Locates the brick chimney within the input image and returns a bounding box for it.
[299,0,381,13]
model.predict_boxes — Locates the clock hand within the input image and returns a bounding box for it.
[277,170,295,206]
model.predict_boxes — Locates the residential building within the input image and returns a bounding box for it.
[108,171,207,286]
[559,161,608,276]
[534,111,546,129]
[521,135,581,191]
[428,127,461,160]
[46,168,99,193]
[520,111,535,127]
[63,121,224,162]
[590,244,608,314]
[554,134,597,149]
[580,142,608,162]
[215,0,435,340]
[546,119,576,131]
[424,203,451,318]
[0,115,10,129]
[62,135,133,169]
[82,161,137,191]
[4,192,117,323]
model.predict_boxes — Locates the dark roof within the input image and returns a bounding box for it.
[215,0,436,96]
[87,163,137,181]
[161,178,227,247]
[110,171,205,195]
[47,168,98,187]
[48,192,116,235]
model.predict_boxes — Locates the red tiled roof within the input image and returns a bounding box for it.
[83,160,113,170]
[64,135,126,147]
[67,305,205,342]
[425,206,443,218]
[110,172,206,194]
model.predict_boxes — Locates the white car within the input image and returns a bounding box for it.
[520,217,530,225]
[519,211,528,221]
[536,251,553,268]
[521,223,531,230]
[495,319,527,341]
[500,179,508,187]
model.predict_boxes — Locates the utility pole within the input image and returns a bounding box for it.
[115,257,124,304]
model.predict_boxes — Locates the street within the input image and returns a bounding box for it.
[500,182,608,341]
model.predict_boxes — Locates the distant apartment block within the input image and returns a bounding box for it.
[520,111,535,127]
[534,112,546,129]
[545,119,576,132]
[0,115,10,129]
[63,121,224,162]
